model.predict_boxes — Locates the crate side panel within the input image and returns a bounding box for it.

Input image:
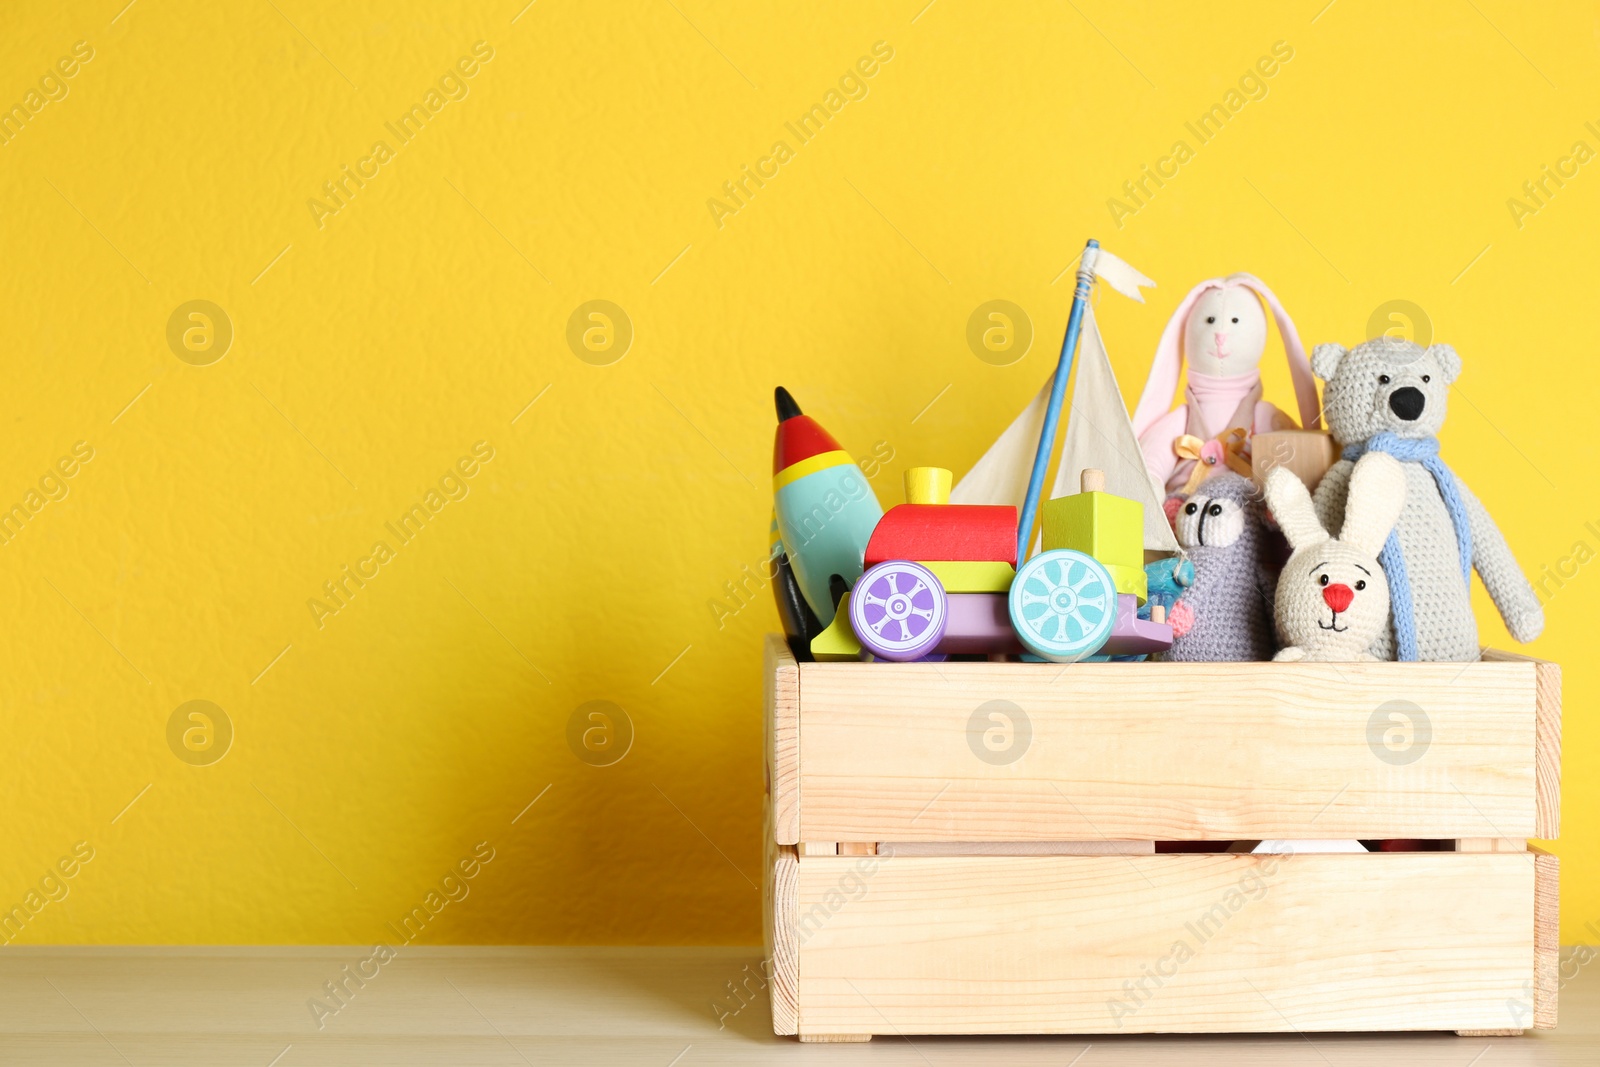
[1481,650,1560,838]
[765,842,798,1035]
[798,660,1537,841]
[795,852,1533,1035]
[1534,848,1559,1029]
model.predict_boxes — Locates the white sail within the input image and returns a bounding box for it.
[1053,303,1179,553]
[949,379,1050,507]
[950,248,1177,554]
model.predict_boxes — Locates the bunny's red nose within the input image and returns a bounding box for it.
[1322,583,1354,613]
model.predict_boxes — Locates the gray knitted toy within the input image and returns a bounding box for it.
[1160,471,1275,661]
[1311,338,1543,661]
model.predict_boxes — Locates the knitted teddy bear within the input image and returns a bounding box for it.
[1310,338,1543,661]
[1264,452,1406,661]
[1159,471,1275,661]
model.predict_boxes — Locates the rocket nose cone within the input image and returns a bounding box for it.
[775,386,802,422]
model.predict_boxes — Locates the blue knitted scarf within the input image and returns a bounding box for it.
[1340,433,1472,661]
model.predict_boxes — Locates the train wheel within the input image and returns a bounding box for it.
[1009,549,1116,663]
[850,560,947,662]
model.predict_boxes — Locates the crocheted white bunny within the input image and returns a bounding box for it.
[1263,452,1406,662]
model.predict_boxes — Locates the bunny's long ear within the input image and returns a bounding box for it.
[1130,278,1222,437]
[1263,467,1326,552]
[1231,274,1320,431]
[1340,452,1407,556]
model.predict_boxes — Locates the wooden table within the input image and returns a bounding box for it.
[0,946,1594,1064]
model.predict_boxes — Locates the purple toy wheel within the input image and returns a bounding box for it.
[850,560,947,661]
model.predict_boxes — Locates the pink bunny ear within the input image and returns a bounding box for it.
[1229,273,1321,431]
[1131,278,1223,437]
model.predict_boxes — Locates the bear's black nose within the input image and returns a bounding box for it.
[1388,386,1426,421]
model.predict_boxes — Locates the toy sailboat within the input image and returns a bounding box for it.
[951,243,1179,559]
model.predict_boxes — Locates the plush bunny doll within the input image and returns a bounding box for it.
[1160,472,1275,661]
[1131,275,1323,494]
[1264,452,1406,662]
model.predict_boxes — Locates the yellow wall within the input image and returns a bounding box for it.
[0,1,1594,945]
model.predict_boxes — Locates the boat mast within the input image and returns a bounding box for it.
[1016,237,1098,564]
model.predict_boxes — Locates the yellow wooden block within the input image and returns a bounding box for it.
[809,593,863,661]
[1101,562,1147,603]
[1041,490,1145,586]
[919,559,1015,593]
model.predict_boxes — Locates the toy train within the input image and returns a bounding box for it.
[810,465,1174,663]
[849,465,1023,660]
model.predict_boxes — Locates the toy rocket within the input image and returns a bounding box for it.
[772,387,883,626]
[770,510,823,660]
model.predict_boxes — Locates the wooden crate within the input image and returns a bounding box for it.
[763,636,1562,1040]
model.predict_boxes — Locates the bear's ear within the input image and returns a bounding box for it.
[1427,344,1461,384]
[1310,343,1347,382]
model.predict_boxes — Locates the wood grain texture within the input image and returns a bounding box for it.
[764,635,800,845]
[795,852,1535,1036]
[1482,650,1561,839]
[795,656,1542,841]
[766,843,798,1035]
[1534,847,1559,1029]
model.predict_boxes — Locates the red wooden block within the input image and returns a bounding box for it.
[865,504,1017,567]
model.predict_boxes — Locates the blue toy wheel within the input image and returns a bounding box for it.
[1008,549,1116,663]
[850,560,947,661]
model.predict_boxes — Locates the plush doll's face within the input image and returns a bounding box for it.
[1312,338,1461,444]
[1174,492,1243,549]
[1278,544,1391,643]
[1184,287,1268,378]
[1173,472,1257,552]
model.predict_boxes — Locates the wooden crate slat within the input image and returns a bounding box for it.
[797,658,1542,841]
[791,852,1535,1036]
[764,842,799,1035]
[764,636,800,845]
[1533,847,1559,1029]
[1482,649,1562,839]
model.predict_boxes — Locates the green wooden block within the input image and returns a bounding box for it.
[1041,491,1145,575]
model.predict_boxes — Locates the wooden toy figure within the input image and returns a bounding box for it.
[1130,274,1323,495]
[771,388,883,628]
